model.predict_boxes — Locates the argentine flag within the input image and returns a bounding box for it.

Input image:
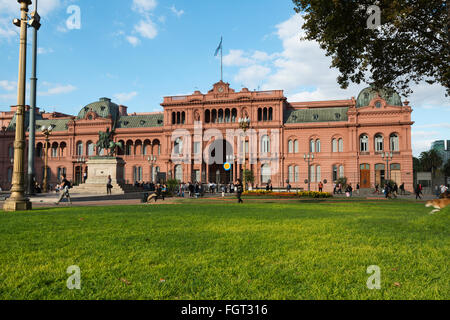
[214,37,223,56]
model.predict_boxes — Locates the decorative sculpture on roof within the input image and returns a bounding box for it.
[96,128,123,157]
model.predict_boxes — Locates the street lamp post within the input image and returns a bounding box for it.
[27,0,41,196]
[304,153,314,191]
[3,0,33,211]
[238,117,250,191]
[41,125,52,193]
[147,155,157,182]
[381,151,393,182]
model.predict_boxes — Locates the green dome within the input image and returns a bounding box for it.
[77,97,120,124]
[356,87,403,108]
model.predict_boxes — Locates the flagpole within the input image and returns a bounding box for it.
[220,36,223,82]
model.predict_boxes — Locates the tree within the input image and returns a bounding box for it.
[443,159,450,177]
[243,170,255,185]
[419,149,443,177]
[292,0,449,96]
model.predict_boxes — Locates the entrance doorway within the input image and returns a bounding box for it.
[390,163,401,185]
[75,166,83,185]
[207,139,233,184]
[360,164,370,188]
[375,163,385,186]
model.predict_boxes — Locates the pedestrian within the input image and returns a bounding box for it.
[356,183,360,195]
[235,179,243,203]
[106,175,113,195]
[400,182,405,195]
[318,181,323,192]
[287,183,291,192]
[415,184,422,200]
[55,174,72,205]
[392,183,398,198]
[83,171,87,184]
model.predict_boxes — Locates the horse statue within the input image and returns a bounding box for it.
[96,128,123,156]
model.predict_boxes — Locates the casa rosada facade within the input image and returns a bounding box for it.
[0,81,414,192]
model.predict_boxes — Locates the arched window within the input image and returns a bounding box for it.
[126,140,133,156]
[87,141,95,156]
[51,142,58,158]
[375,134,384,152]
[172,112,176,125]
[316,139,321,153]
[390,133,399,151]
[181,112,186,124]
[57,167,67,182]
[360,135,369,152]
[211,109,217,123]
[288,165,294,182]
[263,108,268,121]
[261,164,271,184]
[258,108,262,121]
[225,109,230,123]
[205,110,211,124]
[310,139,315,153]
[294,140,299,153]
[269,107,273,121]
[76,141,83,156]
[332,139,338,152]
[60,142,67,158]
[332,165,338,181]
[231,109,237,122]
[174,165,183,182]
[177,112,181,124]
[294,165,299,182]
[310,165,315,183]
[316,165,321,182]
[117,140,125,156]
[143,140,151,155]
[288,140,293,153]
[261,135,270,153]
[218,109,224,123]
[338,138,344,152]
[339,165,344,178]
[133,166,143,183]
[174,138,183,155]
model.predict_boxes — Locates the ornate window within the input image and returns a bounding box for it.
[261,135,270,154]
[310,139,315,153]
[332,139,338,152]
[261,164,271,184]
[375,134,384,152]
[338,138,344,152]
[310,165,316,183]
[316,165,321,182]
[174,138,183,155]
[288,165,294,182]
[174,165,183,182]
[288,140,293,154]
[294,166,299,182]
[76,141,83,156]
[339,165,344,178]
[360,135,369,152]
[390,133,399,151]
[294,140,299,153]
[316,139,321,153]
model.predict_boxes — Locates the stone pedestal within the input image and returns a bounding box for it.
[71,157,125,194]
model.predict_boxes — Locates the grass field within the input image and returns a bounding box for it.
[0,200,448,300]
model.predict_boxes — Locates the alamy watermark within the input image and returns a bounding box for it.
[367,5,381,30]
[366,265,381,289]
[66,265,81,290]
[66,5,81,30]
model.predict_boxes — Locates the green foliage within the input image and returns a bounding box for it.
[335,177,348,188]
[166,179,179,192]
[243,170,254,184]
[0,202,448,299]
[419,149,443,176]
[444,159,450,177]
[292,0,449,96]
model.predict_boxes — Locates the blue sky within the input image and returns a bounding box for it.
[0,0,449,156]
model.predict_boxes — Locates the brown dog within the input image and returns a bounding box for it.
[425,198,450,214]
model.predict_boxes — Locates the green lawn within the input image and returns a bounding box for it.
[0,200,448,300]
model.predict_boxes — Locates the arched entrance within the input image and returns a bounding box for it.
[207,139,233,184]
[360,164,370,188]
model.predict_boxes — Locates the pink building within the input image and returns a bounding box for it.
[0,82,414,193]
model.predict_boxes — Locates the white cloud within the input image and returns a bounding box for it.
[0,80,16,91]
[170,5,184,17]
[126,36,141,47]
[132,0,157,14]
[234,65,271,89]
[223,50,253,67]
[38,84,76,96]
[37,47,54,55]
[134,19,158,39]
[113,92,138,104]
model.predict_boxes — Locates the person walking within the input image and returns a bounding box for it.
[235,179,244,203]
[318,181,323,192]
[356,183,360,195]
[106,175,113,195]
[415,184,422,200]
[55,175,72,205]
[400,182,405,195]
